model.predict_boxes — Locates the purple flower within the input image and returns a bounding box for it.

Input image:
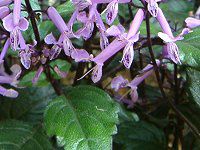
[145,0,161,17]
[102,0,119,25]
[32,66,44,84]
[47,7,91,62]
[71,0,92,10]
[98,0,130,25]
[111,75,129,91]
[0,6,10,19]
[90,9,144,83]
[111,60,160,105]
[120,32,140,69]
[2,0,29,50]
[156,8,184,64]
[0,63,21,98]
[0,0,12,7]
[19,41,36,69]
[0,39,10,63]
[185,17,200,29]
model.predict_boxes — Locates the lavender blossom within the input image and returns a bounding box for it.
[0,39,10,63]
[0,6,10,19]
[0,64,21,98]
[185,17,200,29]
[145,0,161,17]
[2,0,29,50]
[32,66,44,84]
[99,0,131,25]
[111,60,160,106]
[156,8,182,64]
[47,7,90,61]
[19,41,36,69]
[0,0,12,7]
[90,9,144,83]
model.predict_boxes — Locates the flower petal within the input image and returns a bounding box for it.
[49,44,62,60]
[32,66,44,84]
[44,33,57,45]
[2,13,14,32]
[147,0,159,17]
[105,0,118,25]
[100,32,109,50]
[91,64,103,83]
[185,17,200,29]
[0,86,18,98]
[19,50,32,69]
[71,49,91,62]
[130,87,138,103]
[18,18,29,31]
[121,42,134,69]
[167,42,181,64]
[158,32,174,43]
[111,75,129,91]
[63,37,74,56]
[106,25,124,36]
[0,6,10,19]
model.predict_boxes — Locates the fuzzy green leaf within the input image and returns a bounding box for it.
[44,85,119,150]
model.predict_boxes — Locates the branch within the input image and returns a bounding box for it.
[25,0,41,47]
[145,10,200,138]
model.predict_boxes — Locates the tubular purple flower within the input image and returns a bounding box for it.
[111,60,160,104]
[156,8,173,37]
[127,9,144,39]
[13,0,21,26]
[0,39,10,62]
[185,17,200,29]
[93,39,127,64]
[47,7,89,61]
[47,7,68,33]
[90,9,144,82]
[2,0,29,50]
[0,0,12,7]
[156,8,184,64]
[111,75,129,91]
[32,66,44,84]
[129,60,160,88]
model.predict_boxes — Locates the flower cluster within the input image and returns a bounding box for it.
[0,0,200,98]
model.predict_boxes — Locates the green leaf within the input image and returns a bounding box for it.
[0,86,56,124]
[44,85,119,150]
[185,68,200,107]
[177,28,200,69]
[160,0,193,24]
[114,121,166,150]
[56,1,75,18]
[178,101,200,132]
[0,120,52,150]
